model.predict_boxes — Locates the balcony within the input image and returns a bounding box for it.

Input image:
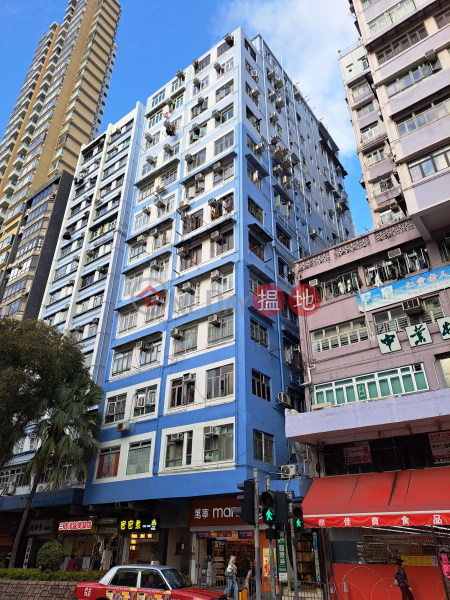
[3,180,16,195]
[8,168,21,182]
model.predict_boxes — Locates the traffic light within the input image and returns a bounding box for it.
[292,504,304,532]
[261,491,277,525]
[233,480,255,525]
[275,491,289,526]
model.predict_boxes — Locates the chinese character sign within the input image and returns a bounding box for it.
[58,520,93,531]
[406,323,432,347]
[437,317,450,340]
[119,518,158,532]
[357,266,450,313]
[377,331,401,354]
[429,431,450,464]
[288,284,321,317]
[343,442,372,465]
[252,284,285,317]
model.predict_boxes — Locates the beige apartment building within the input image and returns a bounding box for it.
[0,0,120,284]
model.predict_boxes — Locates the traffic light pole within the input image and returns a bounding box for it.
[265,476,277,600]
[253,468,262,600]
[288,495,299,600]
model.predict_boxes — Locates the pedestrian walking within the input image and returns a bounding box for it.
[395,559,414,600]
[225,555,239,600]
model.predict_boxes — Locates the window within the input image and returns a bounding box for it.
[217,39,233,57]
[204,424,233,462]
[246,106,260,132]
[180,245,202,271]
[127,440,152,475]
[312,319,368,353]
[247,134,258,155]
[134,386,156,417]
[157,194,175,218]
[245,39,256,61]
[377,25,428,64]
[129,240,147,262]
[317,270,359,300]
[149,111,162,128]
[140,339,162,366]
[170,377,195,407]
[165,431,192,467]
[374,296,443,334]
[55,265,67,279]
[357,102,374,118]
[436,8,450,29]
[366,148,385,166]
[144,131,160,150]
[164,142,180,162]
[134,211,149,232]
[438,355,450,387]
[195,54,210,73]
[217,57,234,78]
[93,293,103,306]
[161,168,177,187]
[246,82,258,107]
[361,122,379,143]
[249,234,264,260]
[175,95,184,109]
[249,273,263,294]
[208,314,233,345]
[368,0,415,36]
[314,363,428,407]
[206,364,234,399]
[174,325,198,354]
[187,148,206,172]
[365,244,429,285]
[191,99,208,119]
[250,318,268,347]
[105,394,126,423]
[276,226,290,250]
[380,209,404,225]
[211,229,234,257]
[152,90,165,107]
[397,98,450,137]
[119,310,137,332]
[373,176,394,195]
[112,349,133,375]
[438,232,450,262]
[253,430,274,464]
[386,60,441,98]
[352,82,369,98]
[214,131,234,155]
[247,164,260,189]
[213,161,234,186]
[215,104,234,127]
[146,297,165,322]
[88,322,97,337]
[96,446,120,479]
[216,79,234,102]
[252,369,271,401]
[211,269,234,298]
[248,197,263,224]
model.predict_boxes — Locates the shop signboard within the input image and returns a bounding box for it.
[308,513,450,528]
[429,431,450,464]
[28,519,54,535]
[401,555,438,567]
[312,533,321,583]
[343,442,371,465]
[119,518,158,533]
[276,532,288,582]
[238,531,254,540]
[58,520,93,532]
[357,266,450,313]
[190,497,248,527]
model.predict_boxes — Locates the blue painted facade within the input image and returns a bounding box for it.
[83,28,355,515]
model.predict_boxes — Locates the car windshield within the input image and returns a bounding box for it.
[161,569,191,589]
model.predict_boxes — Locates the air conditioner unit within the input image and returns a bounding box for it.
[178,200,191,212]
[293,344,300,352]
[153,294,165,305]
[112,145,119,152]
[197,95,205,105]
[154,197,166,208]
[214,62,222,72]
[223,33,233,44]
[424,49,437,62]
[195,173,204,181]
[163,143,173,154]
[36,483,49,493]
[402,297,424,315]
[211,231,222,242]
[75,325,84,333]
[210,269,221,282]
[155,185,166,194]
[211,109,220,120]
[136,234,147,243]
[212,160,223,172]
[176,69,185,79]
[205,426,220,436]
[277,392,292,407]
[255,143,264,155]
[185,153,193,163]
[271,134,280,145]
[311,402,334,411]
[390,200,399,211]
[148,228,158,237]
[182,281,195,293]
[177,246,189,257]
[92,317,99,324]
[21,286,31,296]
[183,373,196,383]
[135,340,149,349]
[208,314,221,325]
[273,165,283,175]
[86,249,94,257]
[95,198,102,205]
[204,452,213,462]
[188,187,196,199]
[251,70,258,79]
[190,122,199,132]
[388,248,402,259]
[19,226,25,235]
[149,260,159,270]
[193,78,201,88]
[144,132,153,143]
[270,112,279,123]
[267,70,275,81]
[143,206,151,216]
[170,327,183,339]
[170,433,184,441]
[181,213,192,224]
[309,230,317,239]
[146,155,156,165]
[64,304,70,309]
[117,421,131,432]
[280,464,299,479]
[68,279,75,285]
[251,87,261,97]
[208,197,219,208]
[4,485,16,495]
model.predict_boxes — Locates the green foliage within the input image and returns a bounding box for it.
[0,318,88,468]
[182,573,194,586]
[0,568,101,581]
[289,577,295,591]
[36,540,66,571]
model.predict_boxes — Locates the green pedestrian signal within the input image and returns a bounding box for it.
[261,491,277,525]
[295,517,302,528]
[292,504,304,532]
[266,509,274,522]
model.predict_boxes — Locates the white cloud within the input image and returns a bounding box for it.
[212,0,359,156]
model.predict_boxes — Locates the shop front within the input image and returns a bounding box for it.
[58,518,98,571]
[302,467,450,600]
[119,516,159,566]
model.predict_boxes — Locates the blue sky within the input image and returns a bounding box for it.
[0,0,373,234]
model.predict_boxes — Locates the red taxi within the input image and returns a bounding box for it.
[74,565,227,600]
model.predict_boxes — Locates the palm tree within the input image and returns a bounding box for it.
[9,374,103,568]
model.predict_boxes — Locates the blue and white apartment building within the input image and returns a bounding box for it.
[77,29,355,576]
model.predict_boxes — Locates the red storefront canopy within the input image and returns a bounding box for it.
[302,468,450,528]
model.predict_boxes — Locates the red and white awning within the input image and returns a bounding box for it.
[302,468,450,528]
